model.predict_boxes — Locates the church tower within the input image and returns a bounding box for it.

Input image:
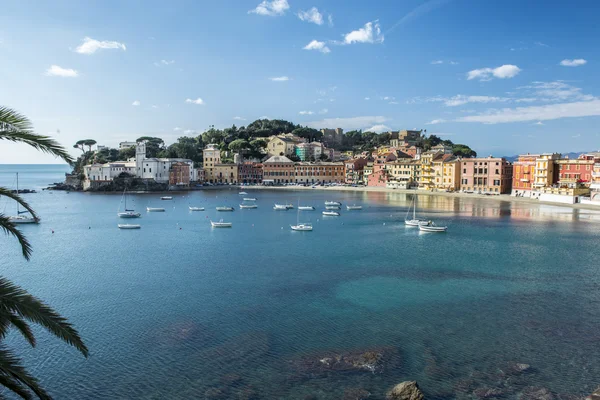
[136,142,146,176]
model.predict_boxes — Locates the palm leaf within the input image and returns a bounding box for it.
[0,279,88,357]
[0,214,32,260]
[0,345,51,399]
[0,373,33,400]
[0,106,73,164]
[0,311,35,348]
[0,187,38,220]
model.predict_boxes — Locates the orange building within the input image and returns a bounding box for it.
[512,154,537,194]
[294,162,344,184]
[262,156,295,185]
[556,154,597,187]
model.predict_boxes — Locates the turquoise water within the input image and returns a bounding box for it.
[1,165,600,399]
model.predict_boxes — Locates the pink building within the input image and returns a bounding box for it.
[367,163,390,187]
[460,157,513,194]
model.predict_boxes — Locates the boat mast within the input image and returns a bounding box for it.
[16,173,19,214]
[413,193,416,220]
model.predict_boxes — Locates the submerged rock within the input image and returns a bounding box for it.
[386,381,424,400]
[521,387,554,400]
[342,388,371,400]
[473,387,504,399]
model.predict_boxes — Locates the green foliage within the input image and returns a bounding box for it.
[228,139,250,153]
[161,136,204,165]
[136,137,165,158]
[452,144,477,158]
[291,127,322,142]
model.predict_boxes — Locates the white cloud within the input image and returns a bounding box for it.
[431,60,444,65]
[45,65,78,77]
[382,96,395,101]
[467,64,521,81]
[233,116,246,121]
[297,7,323,25]
[456,99,600,124]
[303,40,330,54]
[328,14,334,27]
[364,124,391,133]
[154,59,175,66]
[249,0,289,16]
[533,121,544,125]
[185,98,204,105]
[151,105,158,109]
[389,101,399,105]
[445,95,509,107]
[426,119,446,125]
[517,81,595,102]
[174,127,182,131]
[449,61,459,65]
[364,97,370,100]
[184,129,197,134]
[75,37,126,55]
[132,100,141,106]
[535,41,550,47]
[560,59,587,67]
[319,108,328,114]
[270,76,289,81]
[299,111,314,115]
[343,21,384,44]
[306,115,388,131]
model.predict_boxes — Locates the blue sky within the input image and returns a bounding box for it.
[1,0,599,163]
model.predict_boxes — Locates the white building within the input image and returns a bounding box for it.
[83,142,196,189]
[119,141,137,149]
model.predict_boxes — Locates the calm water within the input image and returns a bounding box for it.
[1,165,600,399]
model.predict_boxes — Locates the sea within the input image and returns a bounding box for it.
[1,164,600,399]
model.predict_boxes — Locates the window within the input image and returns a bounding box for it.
[143,168,146,173]
[495,169,499,174]
[149,168,152,173]
[493,179,500,186]
[463,169,467,173]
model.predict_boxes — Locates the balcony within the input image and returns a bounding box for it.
[520,178,530,182]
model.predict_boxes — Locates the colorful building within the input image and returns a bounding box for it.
[418,150,440,190]
[203,144,221,183]
[367,163,390,187]
[591,161,600,201]
[262,156,295,184]
[533,153,561,189]
[294,162,344,184]
[556,154,597,187]
[267,134,305,157]
[512,154,537,194]
[460,157,513,194]
[169,162,191,187]
[344,158,369,184]
[295,142,324,161]
[385,159,419,189]
[213,163,238,184]
[238,162,263,184]
[432,155,460,191]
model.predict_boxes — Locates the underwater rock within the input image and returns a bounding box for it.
[342,388,371,400]
[521,387,554,400]
[473,387,504,399]
[204,387,227,399]
[386,381,424,400]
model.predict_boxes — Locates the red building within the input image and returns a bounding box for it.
[238,162,263,184]
[556,154,598,187]
[344,158,368,184]
[169,162,191,187]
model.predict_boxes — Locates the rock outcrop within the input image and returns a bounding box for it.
[386,381,424,400]
[586,388,600,400]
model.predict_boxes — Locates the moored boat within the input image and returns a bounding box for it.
[161,196,173,200]
[239,204,258,209]
[146,207,165,212]
[298,206,315,211]
[189,206,205,211]
[274,204,289,210]
[7,173,40,224]
[346,205,362,210]
[290,223,313,231]
[118,224,141,229]
[325,205,341,210]
[322,211,340,216]
[216,206,234,211]
[405,193,425,226]
[243,197,257,201]
[211,219,232,228]
[324,201,341,206]
[418,222,448,232]
[239,191,248,195]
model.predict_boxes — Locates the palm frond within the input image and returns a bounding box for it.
[0,372,33,400]
[0,187,38,220]
[0,106,74,165]
[0,345,51,400]
[7,315,36,348]
[0,278,88,357]
[0,214,32,261]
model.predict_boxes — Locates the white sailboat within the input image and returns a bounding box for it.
[239,203,258,209]
[7,173,39,224]
[118,189,141,218]
[405,193,424,226]
[291,200,313,231]
[324,201,341,206]
[273,204,289,210]
[419,221,448,232]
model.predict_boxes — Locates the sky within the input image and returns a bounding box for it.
[1,0,599,163]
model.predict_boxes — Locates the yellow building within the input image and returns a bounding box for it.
[385,159,419,188]
[418,151,441,190]
[213,164,239,184]
[433,155,460,191]
[267,134,305,157]
[203,144,221,183]
[533,153,560,189]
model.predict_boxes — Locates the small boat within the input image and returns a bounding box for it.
[298,206,315,211]
[322,211,340,216]
[211,219,232,228]
[284,204,294,209]
[325,205,341,210]
[161,196,173,200]
[7,173,40,224]
[243,198,257,201]
[291,223,313,231]
[274,204,289,210]
[325,201,341,206]
[118,188,141,218]
[189,207,205,211]
[418,222,447,232]
[216,206,234,211]
[405,193,425,226]
[346,205,362,210]
[146,207,165,212]
[118,224,141,229]
[239,192,248,195]
[239,204,258,209]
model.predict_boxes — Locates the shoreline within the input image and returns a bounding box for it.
[238,185,600,211]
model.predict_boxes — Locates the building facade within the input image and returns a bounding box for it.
[512,154,537,194]
[344,158,369,184]
[262,156,295,184]
[169,162,191,187]
[432,155,460,191]
[203,144,221,183]
[533,153,560,189]
[556,154,596,187]
[213,164,239,184]
[320,128,343,148]
[135,143,196,183]
[294,162,344,184]
[385,159,419,189]
[267,135,305,157]
[460,157,513,194]
[238,162,263,184]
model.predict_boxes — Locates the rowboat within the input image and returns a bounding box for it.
[322,211,340,216]
[346,205,362,210]
[418,222,447,232]
[161,196,173,200]
[189,207,205,211]
[239,204,258,209]
[146,207,165,212]
[216,206,234,211]
[211,219,232,228]
[118,224,141,229]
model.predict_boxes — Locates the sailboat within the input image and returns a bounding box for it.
[118,189,141,218]
[7,173,39,224]
[291,200,313,231]
[405,192,424,226]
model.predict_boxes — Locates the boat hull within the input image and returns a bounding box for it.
[216,208,234,212]
[118,212,141,218]
[189,207,205,211]
[146,208,165,212]
[291,225,313,231]
[419,225,447,232]
[118,224,141,229]
[404,219,423,226]
[239,205,258,209]
[346,206,362,210]
[9,216,39,224]
[322,211,340,216]
[298,206,314,211]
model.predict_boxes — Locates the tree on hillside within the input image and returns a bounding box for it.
[73,139,87,153]
[292,127,322,142]
[452,144,477,158]
[246,119,297,136]
[0,106,88,399]
[161,136,204,164]
[83,139,97,152]
[136,136,165,158]
[228,139,250,153]
[202,128,225,146]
